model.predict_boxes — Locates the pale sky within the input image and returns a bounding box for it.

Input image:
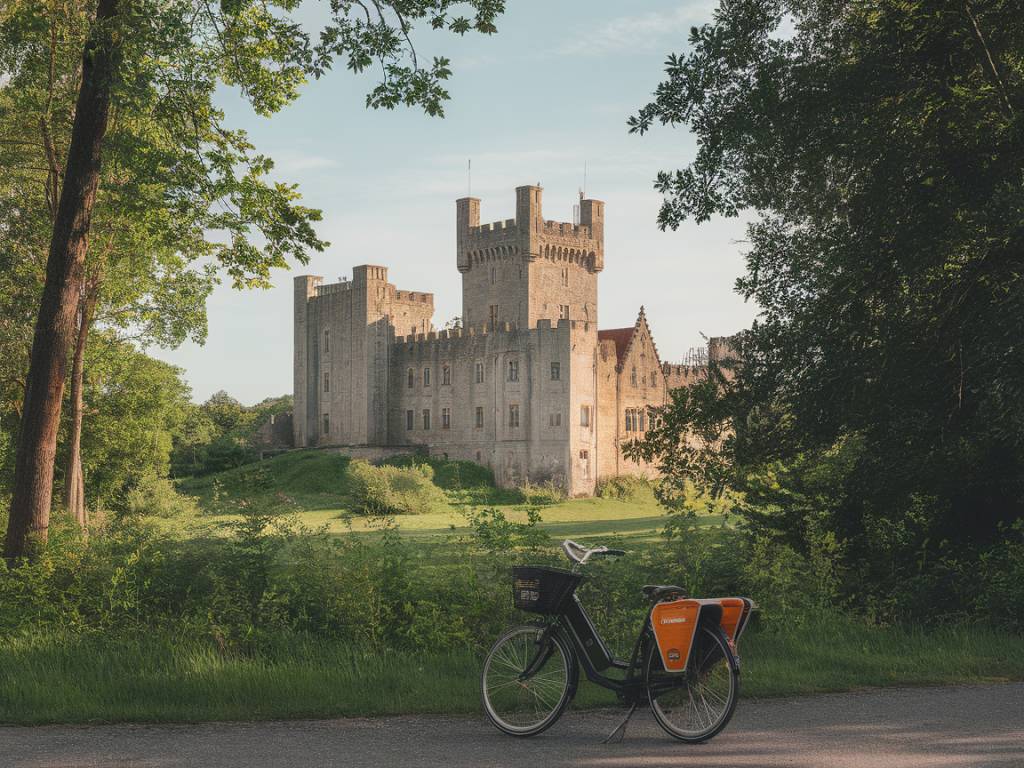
[152,0,758,405]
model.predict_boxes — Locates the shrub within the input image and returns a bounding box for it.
[519,480,566,505]
[344,460,448,515]
[123,474,201,520]
[596,475,653,501]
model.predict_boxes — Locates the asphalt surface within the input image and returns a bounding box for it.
[4,683,1023,768]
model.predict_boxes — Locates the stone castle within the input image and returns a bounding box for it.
[292,184,731,496]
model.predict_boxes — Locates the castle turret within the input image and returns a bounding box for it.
[457,184,604,332]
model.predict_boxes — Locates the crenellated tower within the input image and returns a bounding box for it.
[456,184,604,331]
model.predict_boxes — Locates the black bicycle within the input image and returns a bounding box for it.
[481,539,753,742]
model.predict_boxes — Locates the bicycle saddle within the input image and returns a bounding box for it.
[642,584,687,601]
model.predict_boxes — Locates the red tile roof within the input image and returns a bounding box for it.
[598,327,635,367]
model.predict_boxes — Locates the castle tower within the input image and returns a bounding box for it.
[456,184,604,331]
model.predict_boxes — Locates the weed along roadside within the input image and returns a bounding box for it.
[1,454,1022,725]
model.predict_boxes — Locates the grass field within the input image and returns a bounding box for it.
[175,450,688,545]
[2,620,1021,725]
[2,451,1016,726]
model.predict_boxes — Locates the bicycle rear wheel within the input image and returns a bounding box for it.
[481,624,577,736]
[645,623,739,743]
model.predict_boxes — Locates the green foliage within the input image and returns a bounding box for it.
[596,475,655,502]
[518,480,567,506]
[343,459,448,516]
[630,0,1024,622]
[170,393,292,477]
[73,337,193,512]
[123,474,201,521]
[460,506,550,555]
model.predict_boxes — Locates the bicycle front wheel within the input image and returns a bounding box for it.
[645,623,739,743]
[481,624,576,736]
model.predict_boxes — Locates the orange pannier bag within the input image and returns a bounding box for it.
[650,597,751,673]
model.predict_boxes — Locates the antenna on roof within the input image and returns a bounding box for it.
[467,158,472,197]
[583,160,588,199]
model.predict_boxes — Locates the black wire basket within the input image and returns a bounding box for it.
[512,566,582,614]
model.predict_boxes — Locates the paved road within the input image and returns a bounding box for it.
[4,684,1023,768]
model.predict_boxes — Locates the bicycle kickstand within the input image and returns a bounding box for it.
[601,702,638,744]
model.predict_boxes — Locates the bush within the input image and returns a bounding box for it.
[518,480,566,505]
[596,475,653,501]
[123,474,201,520]
[343,460,448,515]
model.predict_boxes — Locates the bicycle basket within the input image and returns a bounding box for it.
[512,566,582,614]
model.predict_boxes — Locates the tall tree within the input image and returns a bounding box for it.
[629,0,1024,604]
[1,0,504,560]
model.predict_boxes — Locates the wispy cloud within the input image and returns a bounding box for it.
[558,2,715,57]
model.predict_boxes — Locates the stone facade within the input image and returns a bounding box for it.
[293,184,729,495]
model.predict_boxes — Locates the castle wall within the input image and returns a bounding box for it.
[293,275,322,448]
[388,320,582,490]
[596,339,620,480]
[612,323,668,480]
[293,266,434,448]
[566,323,599,495]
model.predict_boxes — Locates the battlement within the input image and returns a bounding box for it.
[457,184,604,273]
[391,317,590,347]
[315,281,353,297]
[470,219,517,235]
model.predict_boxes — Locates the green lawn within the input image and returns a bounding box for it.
[174,450,690,545]
[2,620,1021,725]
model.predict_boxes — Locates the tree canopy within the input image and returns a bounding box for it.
[629,0,1024,617]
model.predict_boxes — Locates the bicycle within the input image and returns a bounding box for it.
[481,539,754,743]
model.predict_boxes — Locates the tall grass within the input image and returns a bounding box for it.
[1,617,1021,725]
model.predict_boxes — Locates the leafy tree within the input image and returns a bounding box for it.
[75,335,192,511]
[629,0,1024,610]
[1,0,504,560]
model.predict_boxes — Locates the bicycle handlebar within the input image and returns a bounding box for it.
[561,539,627,565]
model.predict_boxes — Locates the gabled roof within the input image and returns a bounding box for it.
[597,327,635,368]
[598,307,662,371]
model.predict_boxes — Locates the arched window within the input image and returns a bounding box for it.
[442,365,451,385]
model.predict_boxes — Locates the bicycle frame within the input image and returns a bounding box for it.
[536,594,654,705]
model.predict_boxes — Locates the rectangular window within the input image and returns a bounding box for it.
[631,367,638,386]
[550,361,560,381]
[562,267,569,287]
[423,367,431,386]
[508,404,520,428]
[579,449,590,478]
[558,304,569,320]
[323,372,330,393]
[580,405,591,427]
[508,360,519,382]
[322,413,330,434]
[651,370,659,386]
[406,410,414,430]
[475,406,484,429]
[422,409,431,430]
[323,329,329,354]
[407,368,414,388]
[475,361,484,383]
[639,410,646,432]
[442,366,451,385]
[489,305,499,328]
[625,409,633,432]
[549,413,561,427]
[442,407,451,429]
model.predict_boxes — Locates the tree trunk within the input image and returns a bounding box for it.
[3,0,119,562]
[63,282,97,530]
